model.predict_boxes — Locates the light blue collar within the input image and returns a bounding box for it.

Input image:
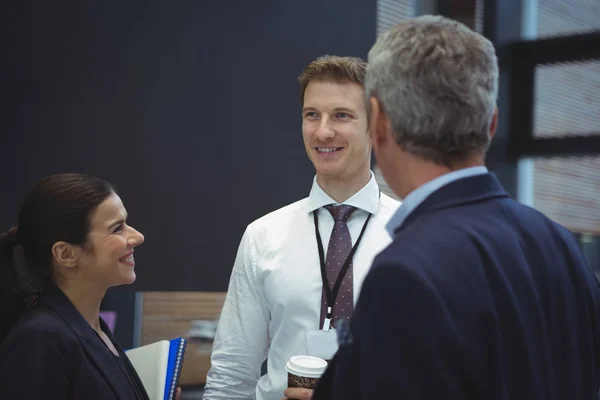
[385,166,488,235]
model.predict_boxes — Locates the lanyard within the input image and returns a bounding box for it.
[313,209,372,331]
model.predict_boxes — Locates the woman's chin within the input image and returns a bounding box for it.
[119,271,136,285]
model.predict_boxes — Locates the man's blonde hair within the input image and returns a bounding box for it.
[298,55,367,105]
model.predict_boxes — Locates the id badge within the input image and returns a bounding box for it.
[306,329,338,360]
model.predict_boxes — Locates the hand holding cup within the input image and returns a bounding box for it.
[282,355,327,400]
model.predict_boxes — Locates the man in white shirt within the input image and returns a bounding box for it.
[202,55,399,400]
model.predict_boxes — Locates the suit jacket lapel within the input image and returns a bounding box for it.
[398,173,509,233]
[39,285,136,400]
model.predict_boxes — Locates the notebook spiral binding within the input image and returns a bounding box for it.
[168,339,187,400]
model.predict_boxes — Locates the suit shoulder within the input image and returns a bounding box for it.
[0,304,80,392]
[2,304,77,351]
[361,253,432,301]
[371,230,451,282]
[488,197,579,248]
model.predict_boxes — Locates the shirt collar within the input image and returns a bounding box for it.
[385,166,488,235]
[307,171,380,215]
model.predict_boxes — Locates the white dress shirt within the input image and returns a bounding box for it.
[203,172,400,400]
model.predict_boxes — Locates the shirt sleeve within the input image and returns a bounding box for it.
[203,228,271,400]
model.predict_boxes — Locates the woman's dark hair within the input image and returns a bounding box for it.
[0,173,115,343]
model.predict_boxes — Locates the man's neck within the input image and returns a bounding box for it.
[316,169,371,203]
[391,154,485,199]
[56,278,106,333]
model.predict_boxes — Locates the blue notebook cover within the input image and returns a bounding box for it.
[164,337,187,400]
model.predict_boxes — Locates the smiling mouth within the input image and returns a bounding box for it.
[316,147,343,153]
[119,253,135,266]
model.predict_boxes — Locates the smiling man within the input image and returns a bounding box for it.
[202,56,399,400]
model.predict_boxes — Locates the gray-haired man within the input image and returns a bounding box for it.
[313,15,600,400]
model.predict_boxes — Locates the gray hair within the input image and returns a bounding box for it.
[366,15,499,165]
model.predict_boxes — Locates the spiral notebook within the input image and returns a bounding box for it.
[126,337,187,400]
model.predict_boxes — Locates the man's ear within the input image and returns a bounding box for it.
[51,241,81,269]
[368,96,391,149]
[489,108,499,141]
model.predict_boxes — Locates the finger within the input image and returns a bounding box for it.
[283,387,314,399]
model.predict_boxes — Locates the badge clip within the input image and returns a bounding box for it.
[322,307,332,331]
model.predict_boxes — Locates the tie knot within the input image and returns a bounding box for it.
[325,205,356,222]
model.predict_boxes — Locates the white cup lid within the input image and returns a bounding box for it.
[284,355,327,378]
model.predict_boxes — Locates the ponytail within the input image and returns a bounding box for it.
[0,227,31,344]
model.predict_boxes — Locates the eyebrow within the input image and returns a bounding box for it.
[332,107,355,113]
[302,107,356,114]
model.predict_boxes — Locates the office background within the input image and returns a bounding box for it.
[2,0,599,395]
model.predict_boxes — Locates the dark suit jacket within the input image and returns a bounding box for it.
[314,173,600,400]
[0,284,149,400]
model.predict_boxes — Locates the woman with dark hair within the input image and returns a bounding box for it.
[0,173,151,399]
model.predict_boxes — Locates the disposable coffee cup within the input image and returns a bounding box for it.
[285,355,328,390]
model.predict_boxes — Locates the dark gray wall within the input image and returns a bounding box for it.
[2,1,377,293]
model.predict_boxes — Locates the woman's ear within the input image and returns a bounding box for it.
[51,241,81,269]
